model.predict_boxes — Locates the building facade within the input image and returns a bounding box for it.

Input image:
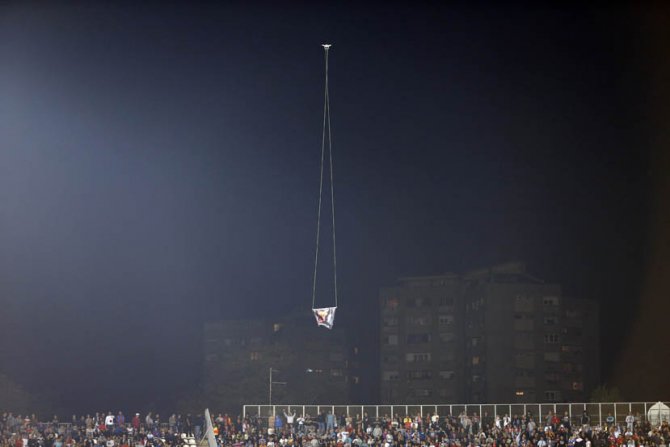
[379,262,599,404]
[203,310,360,412]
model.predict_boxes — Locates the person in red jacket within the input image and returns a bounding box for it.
[132,414,141,432]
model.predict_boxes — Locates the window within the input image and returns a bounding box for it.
[383,335,398,345]
[250,352,261,361]
[543,296,560,306]
[472,375,481,383]
[515,352,535,369]
[472,356,480,365]
[544,316,558,325]
[572,381,583,391]
[545,373,560,384]
[544,334,560,344]
[383,297,400,311]
[382,354,399,363]
[330,369,343,377]
[471,297,485,311]
[545,390,561,401]
[383,317,398,327]
[408,316,431,326]
[544,352,560,362]
[352,376,360,384]
[439,332,455,343]
[406,333,431,344]
[561,362,574,373]
[439,370,455,380]
[561,345,583,354]
[440,352,455,362]
[440,296,454,307]
[514,295,534,312]
[439,389,453,398]
[438,314,454,326]
[329,352,344,362]
[515,390,525,396]
[382,371,399,381]
[565,310,581,319]
[514,334,534,350]
[405,352,432,362]
[408,297,431,308]
[407,370,432,380]
[273,323,283,332]
[513,314,534,331]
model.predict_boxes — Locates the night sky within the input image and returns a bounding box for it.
[0,2,666,413]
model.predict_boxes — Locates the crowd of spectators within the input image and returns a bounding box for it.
[1,409,668,447]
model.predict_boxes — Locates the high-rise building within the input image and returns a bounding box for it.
[379,262,599,403]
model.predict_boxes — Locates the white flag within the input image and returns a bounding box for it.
[313,307,336,329]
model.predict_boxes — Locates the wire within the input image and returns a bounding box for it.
[312,44,338,310]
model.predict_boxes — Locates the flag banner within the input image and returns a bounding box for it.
[204,408,217,447]
[313,307,337,329]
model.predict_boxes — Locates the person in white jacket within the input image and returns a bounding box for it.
[284,409,296,432]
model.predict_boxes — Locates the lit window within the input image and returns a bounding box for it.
[472,356,480,365]
[273,323,283,332]
[250,352,261,361]
[515,390,525,396]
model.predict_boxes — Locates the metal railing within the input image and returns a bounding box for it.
[243,402,669,427]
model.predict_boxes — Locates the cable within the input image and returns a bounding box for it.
[312,44,338,310]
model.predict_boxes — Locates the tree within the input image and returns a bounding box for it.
[590,384,624,402]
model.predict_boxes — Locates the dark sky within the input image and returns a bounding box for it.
[0,2,656,412]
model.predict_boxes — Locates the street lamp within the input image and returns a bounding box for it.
[269,367,287,406]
